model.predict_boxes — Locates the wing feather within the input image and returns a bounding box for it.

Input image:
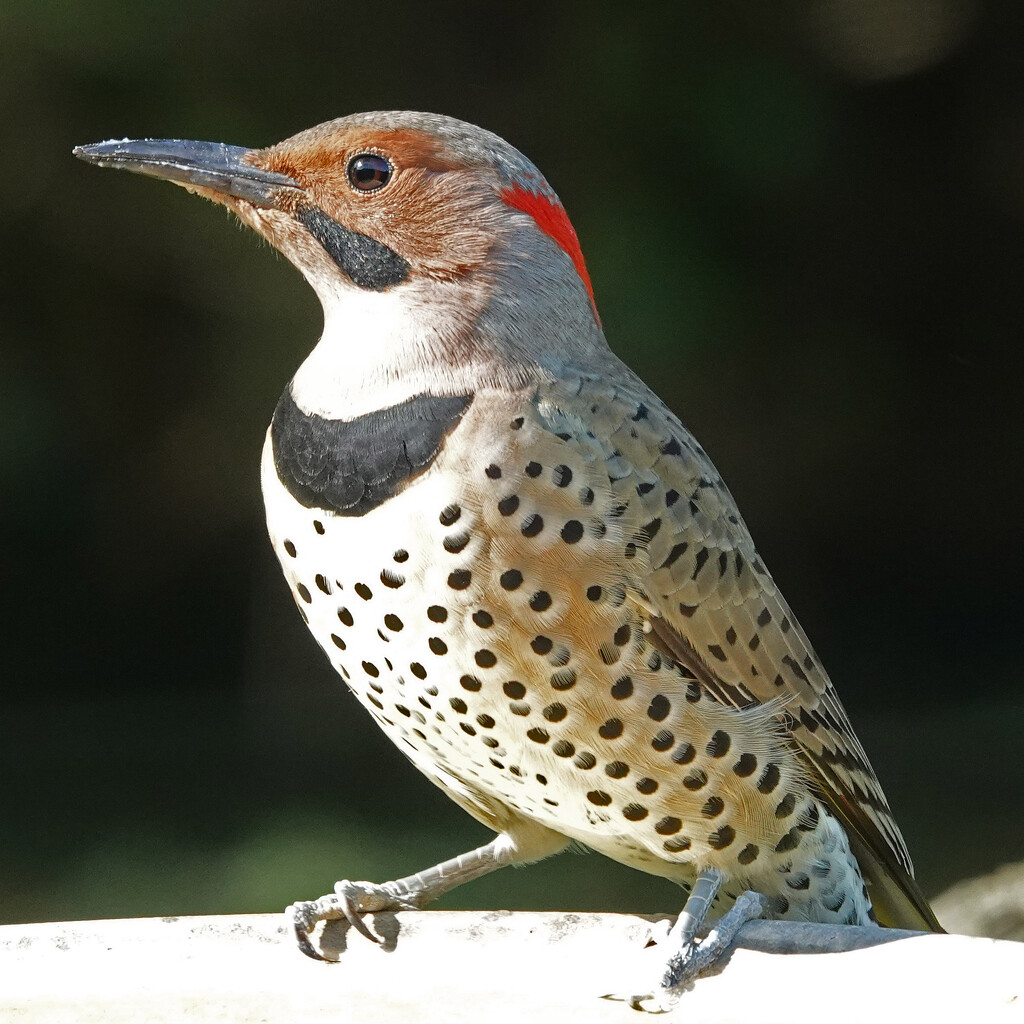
[540,370,941,931]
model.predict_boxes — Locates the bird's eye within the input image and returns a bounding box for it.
[347,153,393,192]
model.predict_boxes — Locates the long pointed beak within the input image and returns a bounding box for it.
[73,138,300,206]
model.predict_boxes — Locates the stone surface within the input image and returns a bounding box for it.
[1,911,1021,1022]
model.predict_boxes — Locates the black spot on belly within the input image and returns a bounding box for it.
[737,843,759,865]
[296,205,410,290]
[611,676,634,699]
[271,388,472,516]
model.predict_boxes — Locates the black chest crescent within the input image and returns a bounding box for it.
[270,387,473,516]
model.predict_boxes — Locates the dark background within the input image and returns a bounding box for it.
[2,1,1022,926]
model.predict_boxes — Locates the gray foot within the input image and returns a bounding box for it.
[286,879,421,959]
[285,836,532,960]
[630,890,769,1012]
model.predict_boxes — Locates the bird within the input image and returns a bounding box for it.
[74,111,942,1005]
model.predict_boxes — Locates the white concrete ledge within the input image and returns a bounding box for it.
[2,911,1022,1022]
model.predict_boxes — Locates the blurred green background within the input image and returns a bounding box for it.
[2,1,1022,927]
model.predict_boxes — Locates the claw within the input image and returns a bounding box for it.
[294,922,329,961]
[337,887,382,944]
[287,902,331,961]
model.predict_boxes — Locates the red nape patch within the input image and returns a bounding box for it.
[501,186,600,324]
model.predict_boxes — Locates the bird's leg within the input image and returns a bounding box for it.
[630,869,769,1011]
[288,839,514,956]
[288,828,568,958]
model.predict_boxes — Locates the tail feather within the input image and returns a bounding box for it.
[846,830,944,932]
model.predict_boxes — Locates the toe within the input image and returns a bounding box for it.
[286,901,330,961]
[334,883,383,944]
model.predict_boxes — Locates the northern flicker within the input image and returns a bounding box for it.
[75,112,941,1004]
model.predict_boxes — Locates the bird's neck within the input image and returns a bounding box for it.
[288,229,609,421]
[287,275,527,419]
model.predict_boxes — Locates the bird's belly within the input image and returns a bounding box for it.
[259,422,871,925]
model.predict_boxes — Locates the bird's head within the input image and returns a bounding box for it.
[75,112,608,414]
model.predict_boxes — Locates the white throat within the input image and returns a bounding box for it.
[288,276,502,420]
[291,286,426,418]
